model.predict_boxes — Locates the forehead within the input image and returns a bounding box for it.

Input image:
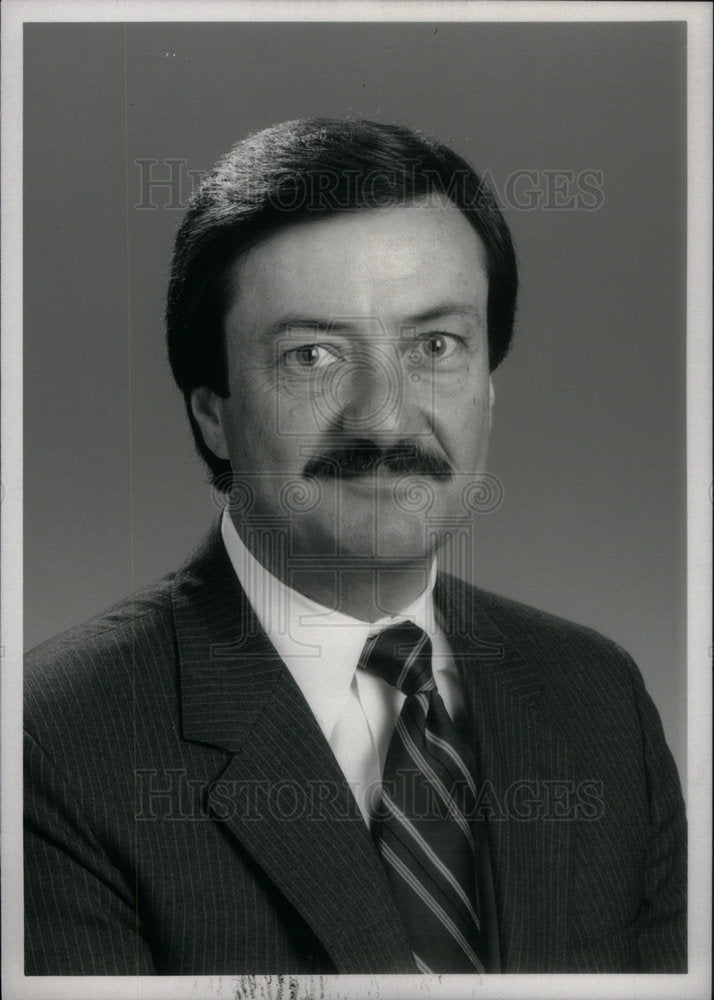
[225,196,488,334]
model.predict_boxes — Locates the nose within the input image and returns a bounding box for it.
[335,345,414,442]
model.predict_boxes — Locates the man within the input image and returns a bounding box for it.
[24,118,686,975]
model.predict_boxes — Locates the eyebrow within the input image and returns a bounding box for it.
[403,303,485,328]
[264,318,352,339]
[262,304,484,340]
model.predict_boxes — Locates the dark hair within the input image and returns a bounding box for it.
[166,118,518,484]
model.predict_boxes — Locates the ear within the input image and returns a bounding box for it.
[488,377,495,431]
[190,387,231,461]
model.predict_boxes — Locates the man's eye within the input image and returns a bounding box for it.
[407,333,460,364]
[283,345,340,369]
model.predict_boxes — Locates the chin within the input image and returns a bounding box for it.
[339,513,435,564]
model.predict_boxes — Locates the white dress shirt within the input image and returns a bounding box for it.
[221,508,465,825]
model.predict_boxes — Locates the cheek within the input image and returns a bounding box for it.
[223,390,274,466]
[472,388,491,423]
[224,388,319,475]
[437,373,490,426]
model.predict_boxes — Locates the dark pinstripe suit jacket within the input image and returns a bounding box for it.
[24,523,686,975]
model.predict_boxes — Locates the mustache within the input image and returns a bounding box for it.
[303,439,453,480]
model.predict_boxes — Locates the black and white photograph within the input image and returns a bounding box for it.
[1,2,711,998]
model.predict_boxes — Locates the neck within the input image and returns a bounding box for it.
[234,517,433,622]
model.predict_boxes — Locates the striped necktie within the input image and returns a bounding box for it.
[359,622,486,974]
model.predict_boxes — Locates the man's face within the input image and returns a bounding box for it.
[193,195,493,565]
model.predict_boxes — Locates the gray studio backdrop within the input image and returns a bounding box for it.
[24,21,687,782]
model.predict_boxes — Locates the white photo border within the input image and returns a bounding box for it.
[2,2,711,999]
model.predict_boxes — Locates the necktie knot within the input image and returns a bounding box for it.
[358,622,434,697]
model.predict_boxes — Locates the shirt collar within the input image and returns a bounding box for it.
[220,507,439,739]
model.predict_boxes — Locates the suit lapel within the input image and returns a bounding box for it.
[435,573,573,971]
[172,524,416,973]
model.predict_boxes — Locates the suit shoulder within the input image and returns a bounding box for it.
[24,573,176,726]
[485,586,631,657]
[440,575,667,764]
[439,573,639,680]
[26,571,176,662]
